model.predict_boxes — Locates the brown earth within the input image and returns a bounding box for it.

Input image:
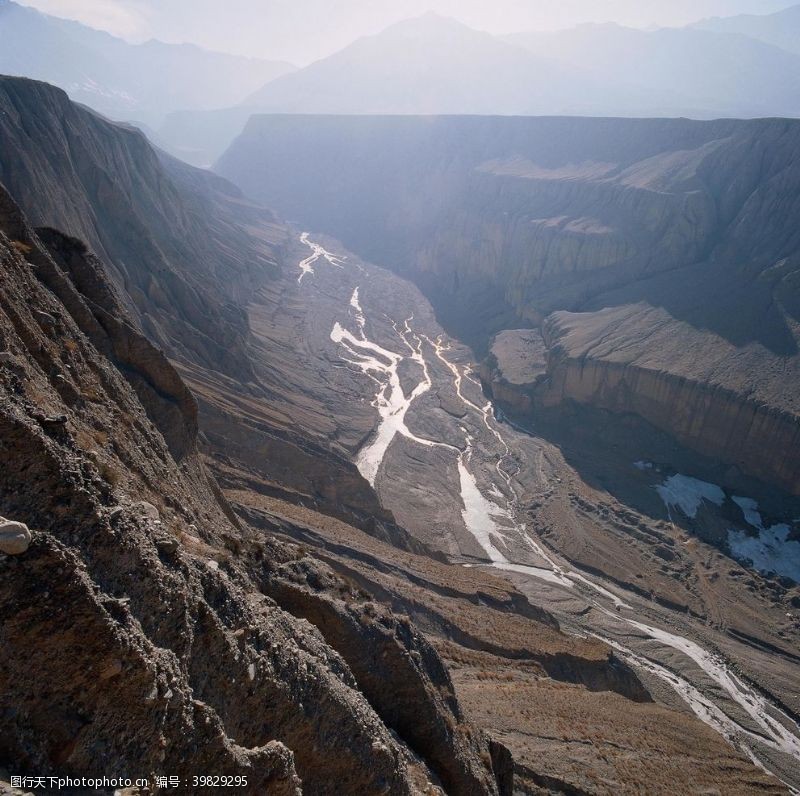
[0,76,796,793]
[0,172,499,795]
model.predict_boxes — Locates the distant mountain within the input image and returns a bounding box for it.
[243,12,663,115]
[505,22,800,118]
[161,12,697,167]
[693,4,800,55]
[161,10,800,169]
[0,0,294,125]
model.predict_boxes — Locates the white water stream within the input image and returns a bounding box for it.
[299,233,800,785]
[596,605,800,764]
[297,231,346,283]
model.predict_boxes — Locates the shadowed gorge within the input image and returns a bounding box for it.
[2,2,800,791]
[218,114,800,495]
[3,73,789,795]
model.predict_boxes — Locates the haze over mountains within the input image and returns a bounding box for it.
[0,0,295,126]
[506,22,800,119]
[693,3,800,53]
[5,0,800,164]
[242,13,654,115]
[245,10,800,119]
[164,5,800,164]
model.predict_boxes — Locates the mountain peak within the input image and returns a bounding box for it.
[381,11,477,37]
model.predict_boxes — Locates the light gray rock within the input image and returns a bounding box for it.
[0,520,31,555]
[32,310,56,330]
[132,501,160,522]
[155,536,179,556]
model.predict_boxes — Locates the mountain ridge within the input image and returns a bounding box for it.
[1,73,798,792]
[0,0,295,125]
[505,21,800,118]
[693,3,800,54]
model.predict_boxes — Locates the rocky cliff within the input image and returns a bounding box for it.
[537,306,800,494]
[0,75,407,539]
[0,184,514,795]
[1,77,792,794]
[3,181,726,795]
[0,76,282,382]
[218,114,800,494]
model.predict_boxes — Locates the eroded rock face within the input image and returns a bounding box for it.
[479,309,800,494]
[261,556,498,795]
[479,329,547,415]
[537,308,800,494]
[0,74,405,539]
[0,76,286,384]
[0,189,494,794]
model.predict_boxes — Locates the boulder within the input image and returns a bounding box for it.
[132,501,160,522]
[0,520,31,555]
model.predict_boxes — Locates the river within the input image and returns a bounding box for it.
[298,232,800,789]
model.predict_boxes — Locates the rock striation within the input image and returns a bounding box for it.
[0,76,791,794]
[0,76,284,383]
[0,183,506,795]
[0,75,403,539]
[536,306,800,494]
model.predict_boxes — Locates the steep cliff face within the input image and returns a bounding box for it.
[537,307,800,495]
[0,76,285,382]
[0,75,404,539]
[478,329,548,414]
[0,187,511,794]
[217,116,760,341]
[481,306,800,494]
[218,114,800,493]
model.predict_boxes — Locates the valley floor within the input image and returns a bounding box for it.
[233,230,800,792]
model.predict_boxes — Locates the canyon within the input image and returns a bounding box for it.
[239,229,800,790]
[218,114,800,497]
[0,74,799,795]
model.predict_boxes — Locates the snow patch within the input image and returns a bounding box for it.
[656,473,724,519]
[727,525,799,582]
[727,496,800,582]
[732,496,763,529]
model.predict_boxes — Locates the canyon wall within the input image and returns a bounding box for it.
[0,77,792,793]
[218,114,800,493]
[538,310,800,494]
[0,141,507,796]
[0,76,406,536]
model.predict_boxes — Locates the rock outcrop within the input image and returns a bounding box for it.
[0,75,406,540]
[1,77,791,794]
[478,329,547,415]
[0,519,29,554]
[536,306,800,494]
[0,186,504,794]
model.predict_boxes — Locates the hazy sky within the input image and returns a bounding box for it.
[19,0,795,64]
